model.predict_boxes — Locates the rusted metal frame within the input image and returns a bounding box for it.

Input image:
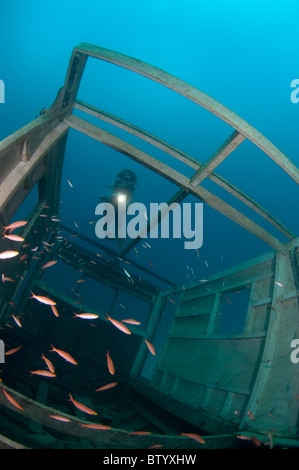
[73,42,299,185]
[189,130,246,186]
[65,114,285,253]
[74,99,295,241]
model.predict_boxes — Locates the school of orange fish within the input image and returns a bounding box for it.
[0,216,280,448]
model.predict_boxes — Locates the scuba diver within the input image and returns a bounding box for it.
[99,169,138,245]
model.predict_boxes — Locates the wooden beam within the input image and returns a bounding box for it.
[66,114,286,253]
[0,122,69,218]
[74,42,299,185]
[190,131,246,186]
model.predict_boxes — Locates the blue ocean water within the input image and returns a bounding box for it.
[0,0,298,449]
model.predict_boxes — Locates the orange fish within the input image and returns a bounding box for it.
[80,423,111,430]
[12,315,22,328]
[129,431,151,435]
[168,298,176,304]
[68,394,97,415]
[2,234,24,242]
[29,370,56,378]
[0,250,19,260]
[51,305,59,317]
[73,313,99,320]
[19,254,27,262]
[148,444,163,449]
[41,354,55,373]
[30,292,56,306]
[236,434,252,441]
[225,298,232,304]
[144,339,156,356]
[121,319,141,325]
[1,274,15,283]
[95,382,118,392]
[180,432,205,444]
[2,388,23,410]
[49,345,78,365]
[5,346,23,356]
[106,314,131,335]
[41,260,57,269]
[247,410,255,420]
[2,220,27,234]
[106,350,115,375]
[50,415,71,422]
[252,435,262,447]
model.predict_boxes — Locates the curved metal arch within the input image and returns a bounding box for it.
[69,42,299,185]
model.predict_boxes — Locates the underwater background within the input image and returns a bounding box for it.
[0,0,298,451]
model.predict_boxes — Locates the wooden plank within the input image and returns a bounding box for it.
[0,122,69,217]
[66,114,286,252]
[75,99,295,241]
[190,131,246,186]
[74,42,299,185]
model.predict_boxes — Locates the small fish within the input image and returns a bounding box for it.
[30,292,56,306]
[144,339,156,355]
[41,353,55,373]
[1,274,15,283]
[129,431,151,435]
[180,432,205,444]
[252,435,262,447]
[49,345,78,365]
[19,254,27,262]
[2,220,27,234]
[95,382,118,392]
[22,243,31,248]
[73,313,99,320]
[121,319,141,325]
[120,303,126,310]
[74,221,79,228]
[106,350,115,375]
[5,346,23,356]
[67,179,73,188]
[205,260,208,267]
[2,388,24,410]
[168,298,175,304]
[12,315,22,327]
[123,268,131,278]
[50,415,71,422]
[2,234,24,242]
[29,370,56,378]
[0,250,19,260]
[106,314,131,335]
[80,423,110,430]
[226,298,232,304]
[41,260,57,269]
[68,393,97,415]
[275,281,284,288]
[51,305,59,317]
[144,242,151,248]
[247,410,255,420]
[236,434,252,441]
[77,279,85,283]
[148,444,163,449]
[9,301,16,309]
[148,260,154,268]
